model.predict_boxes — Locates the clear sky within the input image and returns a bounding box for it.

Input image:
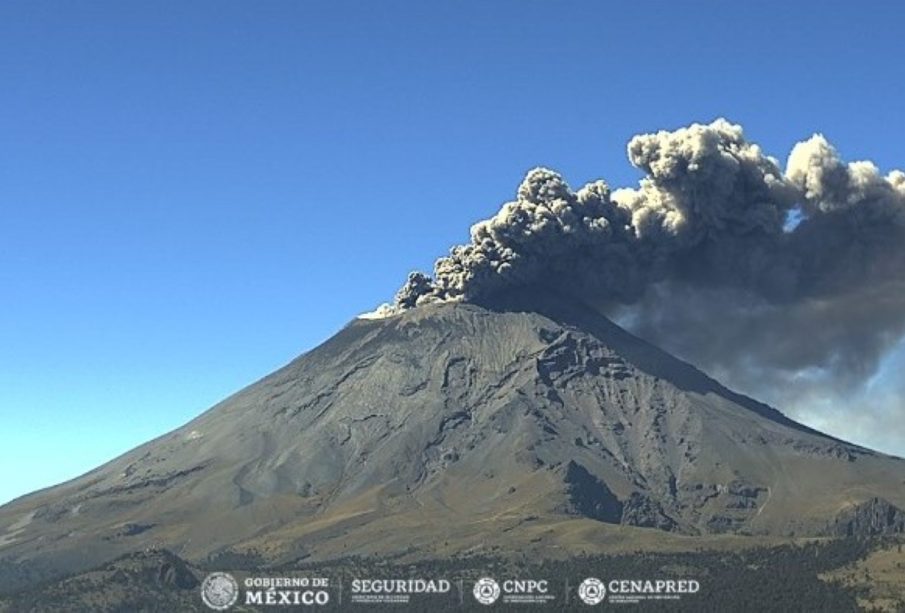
[2,1,904,505]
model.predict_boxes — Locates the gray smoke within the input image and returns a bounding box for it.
[395,119,905,308]
[389,119,905,441]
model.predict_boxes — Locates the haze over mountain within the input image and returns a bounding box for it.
[2,292,904,594]
[386,119,905,459]
[2,118,904,603]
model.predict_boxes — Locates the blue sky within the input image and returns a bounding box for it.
[2,1,904,505]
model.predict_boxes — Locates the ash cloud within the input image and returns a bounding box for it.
[386,119,905,444]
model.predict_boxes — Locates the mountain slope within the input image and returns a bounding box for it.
[2,295,904,592]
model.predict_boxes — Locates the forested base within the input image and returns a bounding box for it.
[281,538,883,612]
[2,537,899,612]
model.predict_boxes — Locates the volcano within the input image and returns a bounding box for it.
[2,294,905,592]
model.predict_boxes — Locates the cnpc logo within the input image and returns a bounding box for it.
[473,578,500,605]
[472,577,549,605]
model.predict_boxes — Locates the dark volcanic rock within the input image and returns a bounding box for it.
[2,293,905,593]
[621,492,678,531]
[560,461,623,523]
[829,498,905,537]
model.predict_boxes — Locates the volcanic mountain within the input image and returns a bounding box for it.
[2,294,905,592]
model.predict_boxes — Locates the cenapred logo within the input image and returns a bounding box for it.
[473,577,501,605]
[201,572,239,610]
[578,577,606,605]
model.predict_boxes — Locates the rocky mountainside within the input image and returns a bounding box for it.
[2,293,904,593]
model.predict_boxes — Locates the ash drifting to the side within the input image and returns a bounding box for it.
[381,119,905,424]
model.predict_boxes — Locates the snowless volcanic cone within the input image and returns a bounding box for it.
[4,119,905,596]
[389,119,905,427]
[2,292,904,592]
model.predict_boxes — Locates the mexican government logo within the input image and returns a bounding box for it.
[200,572,239,610]
[578,577,606,605]
[472,577,501,605]
[200,573,332,608]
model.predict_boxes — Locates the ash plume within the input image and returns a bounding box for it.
[394,119,905,309]
[387,119,905,432]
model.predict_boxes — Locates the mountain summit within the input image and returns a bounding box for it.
[2,294,904,591]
